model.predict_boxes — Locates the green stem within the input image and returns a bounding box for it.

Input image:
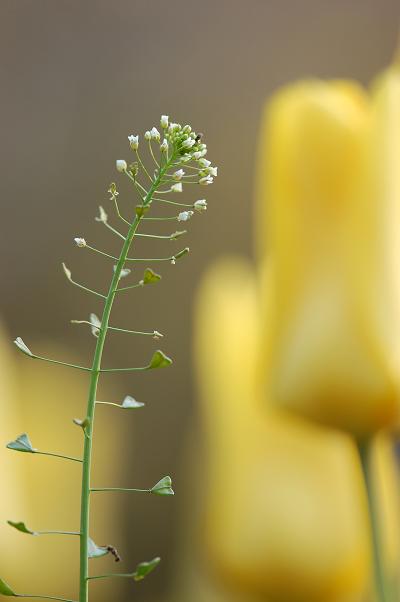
[32,356,91,372]
[90,487,149,493]
[108,326,159,336]
[87,573,133,580]
[358,440,391,602]
[38,530,80,536]
[35,451,82,463]
[15,594,75,602]
[78,159,172,602]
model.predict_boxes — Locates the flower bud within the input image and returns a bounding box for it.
[74,237,86,248]
[160,115,169,129]
[116,159,127,172]
[173,169,184,181]
[199,175,213,185]
[150,127,160,141]
[198,158,211,168]
[194,199,207,212]
[206,166,218,177]
[171,182,183,193]
[160,139,169,153]
[182,138,195,149]
[177,211,193,222]
[128,135,139,150]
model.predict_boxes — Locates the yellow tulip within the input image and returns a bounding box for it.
[194,258,371,602]
[257,67,400,437]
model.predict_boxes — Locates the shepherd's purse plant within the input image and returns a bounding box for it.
[1,116,216,602]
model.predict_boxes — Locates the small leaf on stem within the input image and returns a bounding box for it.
[6,433,36,453]
[170,230,186,240]
[175,247,190,260]
[141,268,161,285]
[7,520,37,535]
[150,476,174,496]
[136,205,149,218]
[132,557,161,581]
[0,578,16,596]
[147,350,172,370]
[62,262,72,281]
[88,538,109,559]
[13,337,33,357]
[121,396,145,409]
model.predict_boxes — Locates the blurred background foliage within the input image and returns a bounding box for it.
[1,1,400,601]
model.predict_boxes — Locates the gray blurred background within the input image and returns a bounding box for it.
[1,1,400,600]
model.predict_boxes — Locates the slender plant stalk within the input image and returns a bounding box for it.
[358,440,391,602]
[5,117,214,601]
[15,594,75,602]
[79,166,170,602]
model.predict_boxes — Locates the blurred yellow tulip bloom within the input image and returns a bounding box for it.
[194,258,371,602]
[257,66,400,437]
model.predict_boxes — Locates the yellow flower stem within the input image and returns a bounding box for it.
[358,440,391,602]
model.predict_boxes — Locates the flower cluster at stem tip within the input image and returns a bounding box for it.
[117,115,217,210]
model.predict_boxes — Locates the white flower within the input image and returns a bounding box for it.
[177,210,194,222]
[173,169,184,181]
[192,151,202,160]
[198,158,211,168]
[171,182,183,193]
[74,237,87,248]
[180,154,192,162]
[116,159,127,172]
[145,130,151,140]
[182,138,195,149]
[150,127,160,141]
[199,175,213,185]
[194,199,207,212]
[160,115,169,129]
[199,148,207,157]
[160,139,169,153]
[128,135,139,150]
[168,122,180,132]
[206,166,218,177]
